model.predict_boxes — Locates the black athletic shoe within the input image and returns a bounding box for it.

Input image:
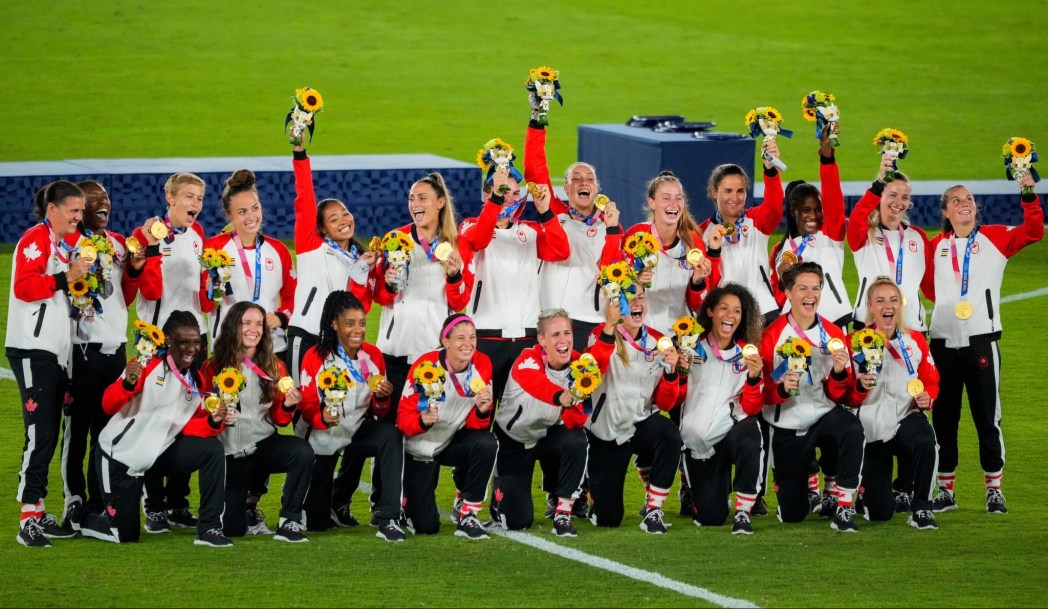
[807,491,822,513]
[932,489,957,513]
[194,528,234,548]
[639,508,668,535]
[16,518,50,548]
[376,518,406,542]
[831,505,859,533]
[167,508,198,528]
[61,500,84,532]
[246,508,272,535]
[144,510,171,534]
[571,490,590,520]
[731,511,753,535]
[454,513,489,540]
[907,509,939,530]
[678,485,694,517]
[79,514,118,543]
[818,493,838,520]
[450,497,464,525]
[274,520,309,543]
[894,491,912,514]
[986,488,1008,514]
[552,513,577,537]
[543,494,556,519]
[37,513,76,539]
[330,504,359,528]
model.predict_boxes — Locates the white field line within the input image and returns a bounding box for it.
[357,483,758,608]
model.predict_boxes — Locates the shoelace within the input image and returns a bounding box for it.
[555,514,571,525]
[282,521,303,533]
[914,510,933,520]
[645,509,665,522]
[24,519,44,539]
[384,519,404,533]
[251,508,268,521]
[461,515,482,529]
[735,512,750,523]
[838,508,855,522]
[39,514,59,528]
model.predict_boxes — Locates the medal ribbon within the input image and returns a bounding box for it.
[949,226,979,300]
[786,312,828,353]
[417,230,440,262]
[715,211,745,244]
[231,233,263,303]
[45,219,76,264]
[706,336,743,364]
[880,225,905,285]
[616,325,652,357]
[241,357,273,381]
[786,234,813,260]
[336,342,371,384]
[567,206,601,226]
[440,351,475,397]
[166,355,200,397]
[323,236,361,263]
[883,331,916,378]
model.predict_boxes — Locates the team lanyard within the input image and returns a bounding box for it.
[567,206,601,226]
[785,233,814,261]
[162,216,187,244]
[166,355,200,397]
[416,230,441,262]
[241,357,273,381]
[231,233,263,303]
[786,312,829,353]
[336,342,372,385]
[323,236,361,263]
[497,198,525,221]
[715,211,745,244]
[44,219,76,264]
[649,223,689,268]
[883,330,916,377]
[706,337,743,364]
[616,325,653,357]
[441,351,476,397]
[880,225,906,285]
[949,226,979,300]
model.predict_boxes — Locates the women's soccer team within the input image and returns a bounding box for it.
[7,89,1043,548]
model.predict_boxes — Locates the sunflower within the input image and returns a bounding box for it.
[296,87,324,113]
[764,107,782,122]
[604,262,628,283]
[339,369,354,388]
[217,250,234,266]
[791,339,812,358]
[535,66,557,81]
[888,129,908,144]
[802,105,817,122]
[860,332,875,347]
[574,372,599,396]
[570,360,589,377]
[149,327,165,345]
[317,370,337,391]
[673,317,695,336]
[744,109,757,127]
[396,235,414,251]
[134,320,149,332]
[640,234,659,253]
[68,278,89,297]
[215,369,242,393]
[416,362,443,384]
[623,235,640,255]
[1010,137,1033,158]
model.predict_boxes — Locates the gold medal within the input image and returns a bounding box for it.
[955,302,973,320]
[369,237,382,252]
[781,251,798,265]
[125,236,141,255]
[722,222,736,236]
[593,194,610,211]
[526,182,542,198]
[203,395,221,413]
[79,245,97,264]
[468,377,487,394]
[656,336,673,352]
[907,378,925,397]
[277,376,295,394]
[434,242,453,262]
[685,248,704,266]
[742,344,759,358]
[367,375,385,393]
[149,222,169,241]
[827,338,845,353]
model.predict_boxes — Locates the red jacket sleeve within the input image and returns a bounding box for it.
[362,343,391,418]
[297,347,329,430]
[534,211,570,262]
[273,239,297,319]
[823,324,855,405]
[459,202,501,253]
[760,322,790,406]
[523,125,568,216]
[651,372,682,412]
[396,353,432,437]
[585,326,617,374]
[267,360,296,427]
[767,241,788,308]
[101,357,161,415]
[846,187,880,252]
[182,404,224,437]
[510,346,565,406]
[914,331,941,406]
[138,228,165,302]
[445,240,475,312]
[685,237,719,313]
[819,155,847,242]
[737,339,765,416]
[600,224,633,267]
[980,196,1045,258]
[463,353,495,430]
[915,227,936,302]
[12,227,61,302]
[749,171,785,235]
[560,403,589,429]
[293,155,323,254]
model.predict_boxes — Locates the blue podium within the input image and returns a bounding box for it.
[578,124,756,229]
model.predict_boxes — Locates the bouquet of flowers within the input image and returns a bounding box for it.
[850,328,887,379]
[568,353,602,407]
[285,86,324,146]
[873,128,909,183]
[380,230,415,292]
[801,90,840,148]
[413,360,447,412]
[199,248,235,301]
[213,367,247,426]
[623,232,660,286]
[598,262,640,319]
[525,66,564,127]
[68,235,116,322]
[1002,137,1040,196]
[476,138,525,192]
[775,336,813,396]
[671,316,705,372]
[745,106,793,172]
[317,365,353,421]
[131,320,165,367]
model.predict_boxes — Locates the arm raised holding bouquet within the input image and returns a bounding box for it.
[746,106,792,172]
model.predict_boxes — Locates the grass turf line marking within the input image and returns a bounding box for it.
[358,482,758,608]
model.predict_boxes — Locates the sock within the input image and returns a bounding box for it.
[460,500,482,519]
[984,471,1002,490]
[636,466,651,488]
[646,485,670,511]
[734,493,757,514]
[937,472,956,495]
[454,490,463,503]
[556,497,573,516]
[20,503,41,525]
[808,472,820,493]
[837,487,856,508]
[823,477,838,498]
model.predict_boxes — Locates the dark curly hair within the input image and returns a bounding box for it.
[316,290,367,359]
[697,283,763,346]
[210,301,280,403]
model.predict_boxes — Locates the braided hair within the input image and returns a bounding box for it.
[772,180,822,262]
[317,290,366,360]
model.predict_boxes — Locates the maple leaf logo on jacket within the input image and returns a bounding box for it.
[518,356,541,371]
[22,242,41,261]
[24,398,38,413]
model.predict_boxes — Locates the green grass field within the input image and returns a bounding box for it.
[3,2,1048,606]
[2,2,1047,181]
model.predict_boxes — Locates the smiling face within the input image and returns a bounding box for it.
[707,293,743,345]
[81,183,111,232]
[166,184,204,227]
[649,180,685,230]
[710,174,748,223]
[621,289,649,333]
[867,282,902,334]
[792,195,823,236]
[564,163,597,214]
[168,326,201,371]
[48,196,86,238]
[879,181,912,229]
[239,307,265,352]
[942,186,977,233]
[331,307,366,355]
[786,272,823,321]
[537,316,574,369]
[441,321,477,371]
[227,191,263,240]
[408,182,446,232]
[318,200,355,244]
